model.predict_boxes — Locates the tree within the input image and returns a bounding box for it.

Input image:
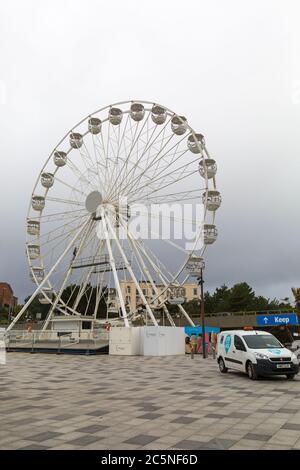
[182,298,200,316]
[23,295,51,320]
[212,285,231,312]
[226,283,255,312]
[60,284,107,318]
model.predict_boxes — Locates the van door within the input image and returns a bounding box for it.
[223,333,239,370]
[232,335,247,371]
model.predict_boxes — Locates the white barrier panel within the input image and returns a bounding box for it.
[109,326,185,356]
[109,327,142,355]
[142,327,185,356]
[0,330,6,364]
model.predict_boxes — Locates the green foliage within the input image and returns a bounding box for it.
[22,284,108,320]
[23,295,51,320]
[182,298,200,316]
[0,305,9,321]
[196,282,293,313]
[60,284,107,318]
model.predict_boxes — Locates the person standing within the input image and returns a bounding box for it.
[211,332,217,359]
[190,333,198,359]
[197,333,203,354]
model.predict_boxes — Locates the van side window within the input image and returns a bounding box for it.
[234,335,246,351]
[220,336,224,344]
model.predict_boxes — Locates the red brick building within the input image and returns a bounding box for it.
[0,283,18,312]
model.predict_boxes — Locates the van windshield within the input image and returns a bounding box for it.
[243,334,283,349]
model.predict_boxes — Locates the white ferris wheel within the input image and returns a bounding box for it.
[8,100,221,331]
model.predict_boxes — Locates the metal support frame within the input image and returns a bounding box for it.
[120,216,175,326]
[42,219,94,331]
[104,210,158,326]
[134,237,195,327]
[101,211,130,327]
[7,220,89,331]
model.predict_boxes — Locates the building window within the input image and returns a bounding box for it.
[193,288,198,296]
[127,286,131,294]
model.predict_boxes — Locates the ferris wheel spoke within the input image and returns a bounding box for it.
[28,211,87,246]
[53,175,87,197]
[127,162,200,203]
[30,208,87,221]
[110,114,140,196]
[91,135,111,193]
[131,146,191,197]
[45,196,85,207]
[65,155,92,187]
[41,217,93,262]
[132,188,206,205]
[122,134,189,200]
[117,130,175,199]
[106,115,150,200]
[109,114,173,201]
[81,140,104,191]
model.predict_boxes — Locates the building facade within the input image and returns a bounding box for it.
[0,283,18,312]
[107,281,198,314]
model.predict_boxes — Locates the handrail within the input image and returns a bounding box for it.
[191,309,297,318]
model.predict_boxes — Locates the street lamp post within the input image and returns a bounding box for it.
[186,255,206,358]
[198,268,206,359]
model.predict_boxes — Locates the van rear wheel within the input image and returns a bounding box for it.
[247,361,258,380]
[218,358,228,373]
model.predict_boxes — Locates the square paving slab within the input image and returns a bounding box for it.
[0,353,299,450]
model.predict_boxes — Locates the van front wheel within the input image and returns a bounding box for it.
[218,358,228,373]
[247,361,258,380]
[286,374,295,380]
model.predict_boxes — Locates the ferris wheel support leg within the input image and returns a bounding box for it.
[42,219,94,331]
[178,304,195,327]
[7,220,90,332]
[104,212,158,327]
[72,239,105,313]
[123,220,175,327]
[134,238,195,327]
[101,213,129,327]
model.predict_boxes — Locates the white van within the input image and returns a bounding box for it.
[217,329,299,380]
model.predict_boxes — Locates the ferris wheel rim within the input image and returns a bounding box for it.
[25,99,219,323]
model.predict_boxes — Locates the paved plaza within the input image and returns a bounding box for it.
[1,353,300,450]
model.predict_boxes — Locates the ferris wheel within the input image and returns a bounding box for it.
[8,100,221,331]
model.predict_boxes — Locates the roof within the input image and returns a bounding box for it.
[0,283,14,294]
[220,330,271,336]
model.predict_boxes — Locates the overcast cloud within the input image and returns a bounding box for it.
[0,0,299,303]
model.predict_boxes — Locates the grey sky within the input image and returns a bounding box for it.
[0,0,299,303]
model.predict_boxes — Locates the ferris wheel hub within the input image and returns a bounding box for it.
[85,190,103,213]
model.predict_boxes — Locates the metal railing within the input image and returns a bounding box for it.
[5,329,109,354]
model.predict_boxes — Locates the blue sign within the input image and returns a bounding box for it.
[184,326,220,336]
[256,313,299,326]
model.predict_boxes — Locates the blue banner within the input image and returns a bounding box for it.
[184,326,220,336]
[256,313,299,326]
